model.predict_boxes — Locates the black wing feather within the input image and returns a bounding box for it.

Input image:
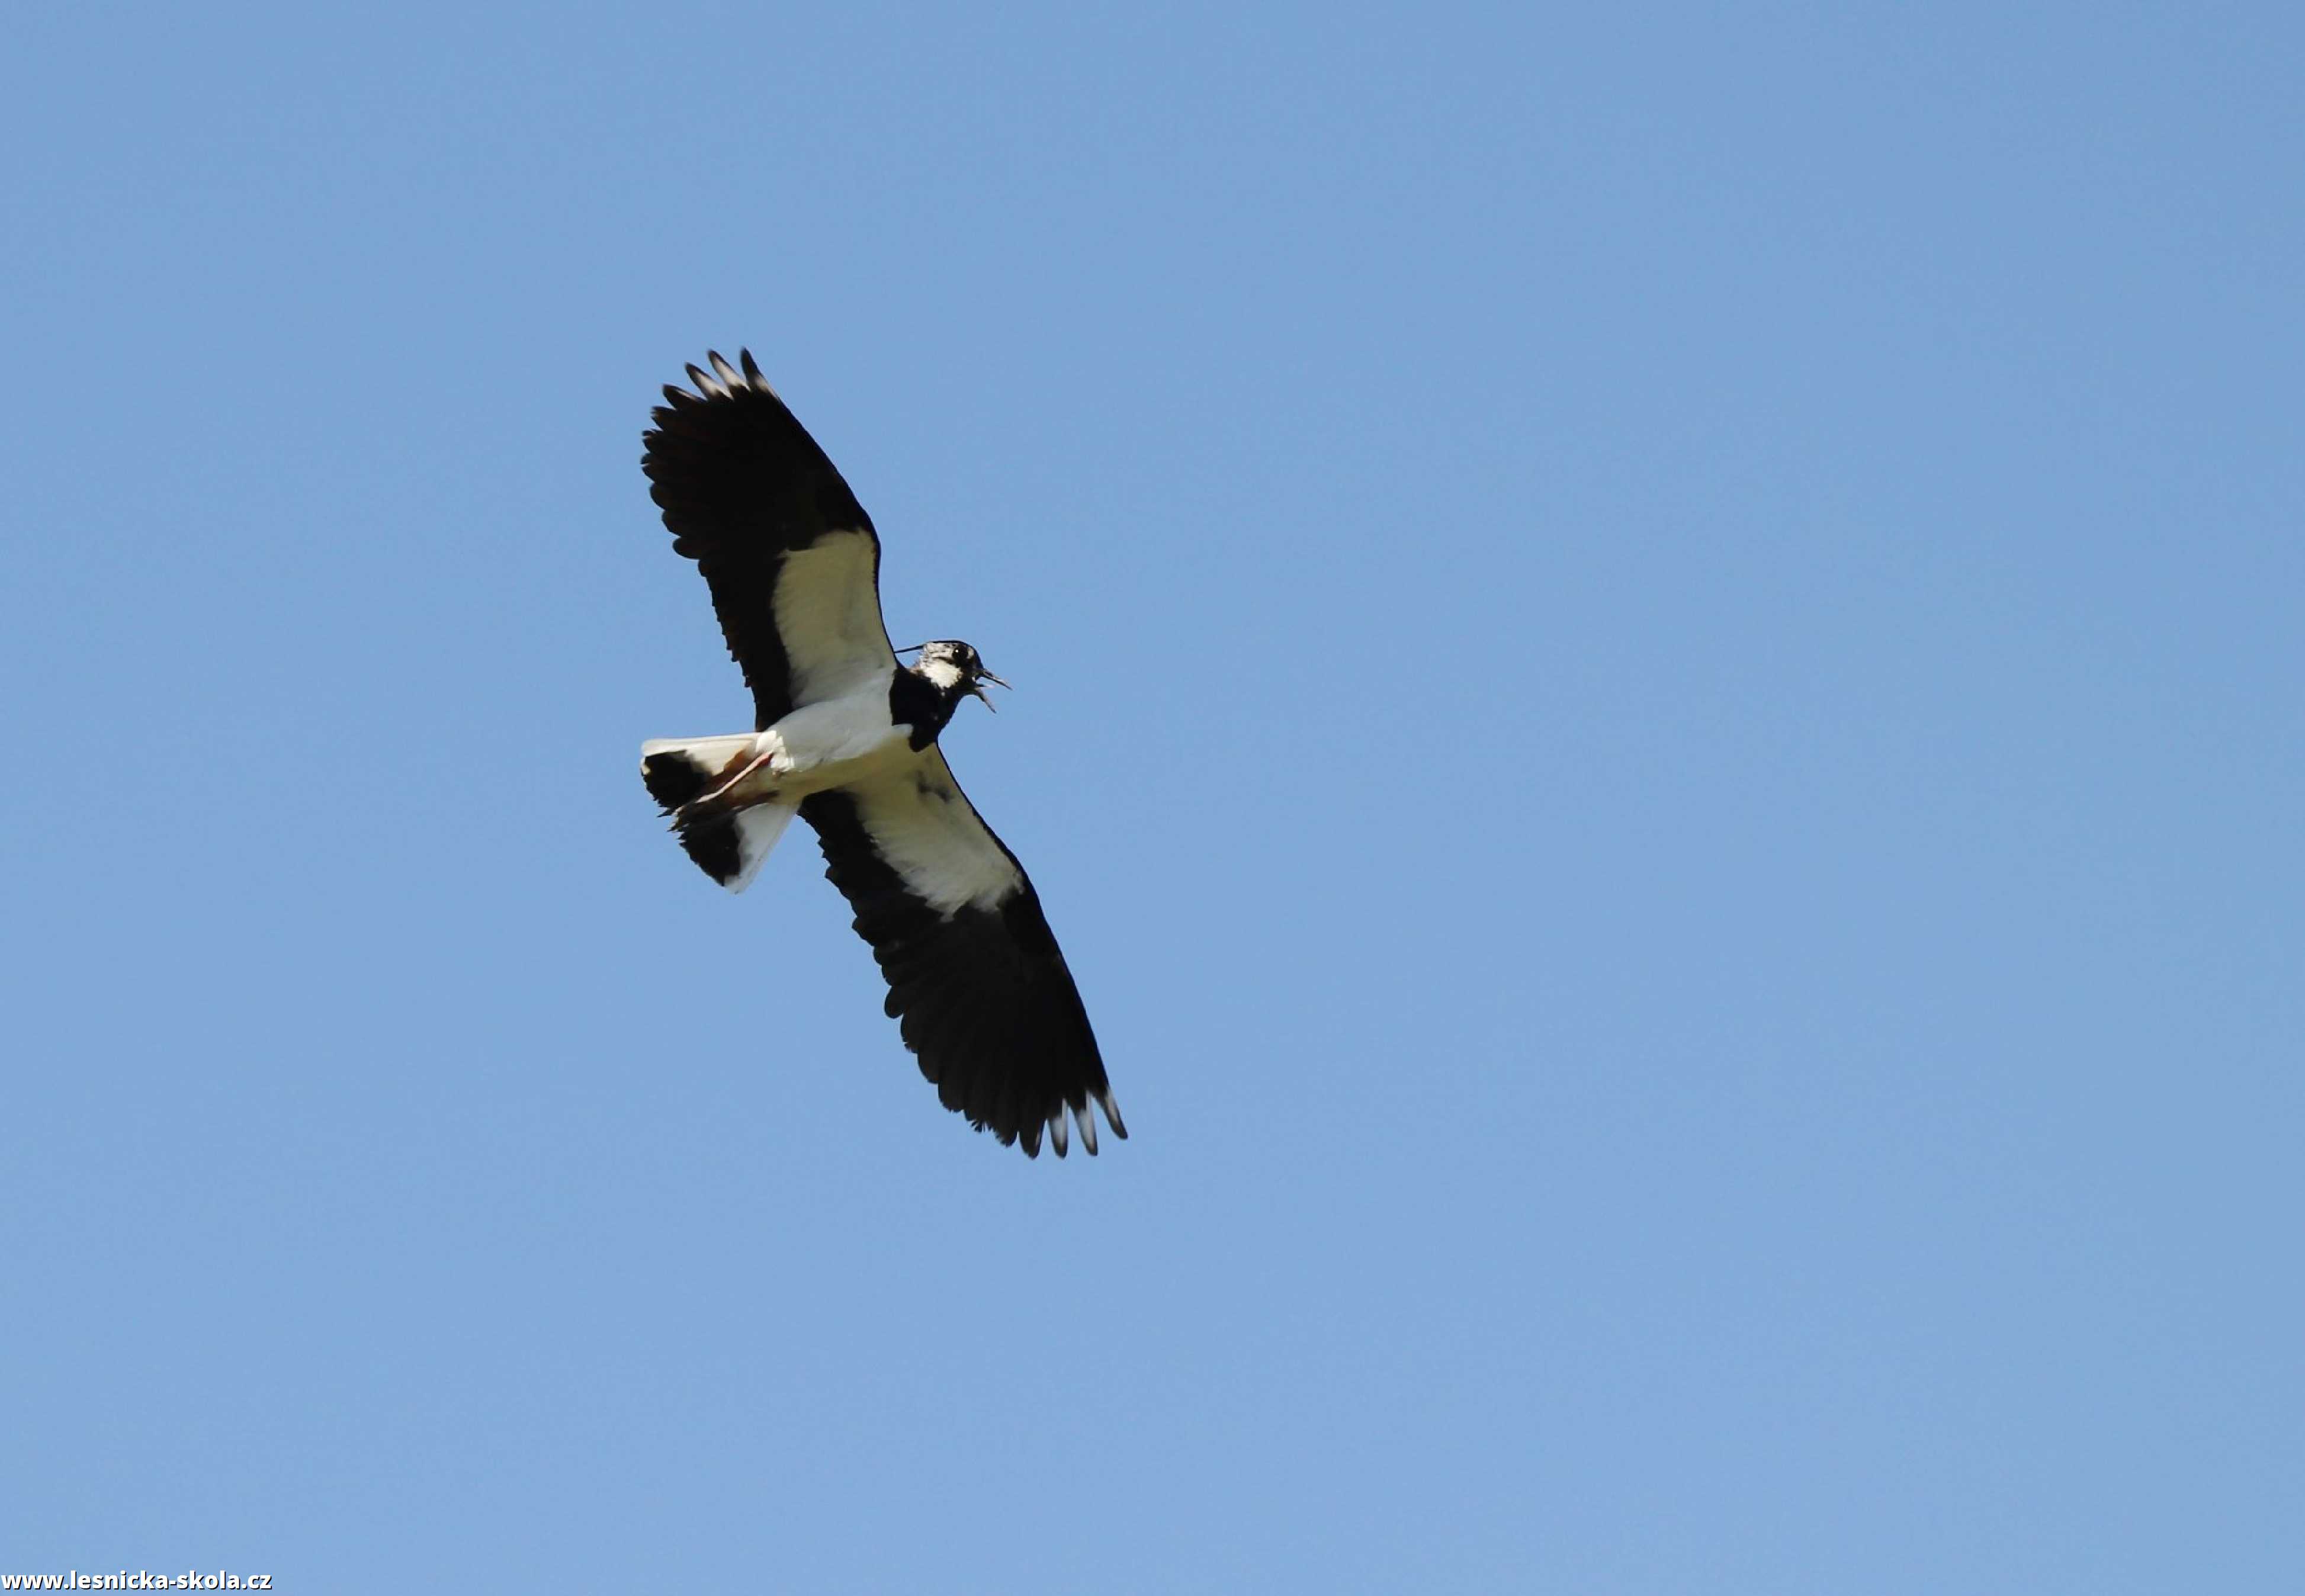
[641,349,879,730]
[800,787,1124,1158]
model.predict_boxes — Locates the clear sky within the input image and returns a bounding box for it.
[5,4,2298,1591]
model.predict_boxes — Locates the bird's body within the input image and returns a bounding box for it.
[664,680,922,816]
[637,351,1122,1158]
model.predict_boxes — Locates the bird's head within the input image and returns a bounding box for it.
[901,640,1011,709]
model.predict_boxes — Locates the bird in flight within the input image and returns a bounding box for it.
[638,350,1123,1158]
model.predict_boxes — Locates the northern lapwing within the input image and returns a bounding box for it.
[638,351,1123,1158]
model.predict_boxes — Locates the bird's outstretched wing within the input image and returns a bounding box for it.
[643,350,897,729]
[800,749,1125,1157]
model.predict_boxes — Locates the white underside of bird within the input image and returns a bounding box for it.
[643,667,1018,907]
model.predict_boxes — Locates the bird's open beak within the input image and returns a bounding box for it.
[972,669,1010,710]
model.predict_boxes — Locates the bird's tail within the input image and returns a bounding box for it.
[640,735,797,893]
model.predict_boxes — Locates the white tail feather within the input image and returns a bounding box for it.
[640,734,797,892]
[724,801,797,892]
[641,733,755,768]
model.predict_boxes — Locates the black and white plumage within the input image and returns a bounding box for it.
[638,350,1123,1158]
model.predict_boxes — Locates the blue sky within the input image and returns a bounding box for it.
[5,3,2299,1590]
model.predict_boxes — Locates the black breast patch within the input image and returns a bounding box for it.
[888,667,961,750]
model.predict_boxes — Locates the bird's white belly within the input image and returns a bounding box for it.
[745,687,912,799]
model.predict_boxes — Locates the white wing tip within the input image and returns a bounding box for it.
[1094,1088,1127,1143]
[1038,1093,1123,1159]
[673,348,779,404]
